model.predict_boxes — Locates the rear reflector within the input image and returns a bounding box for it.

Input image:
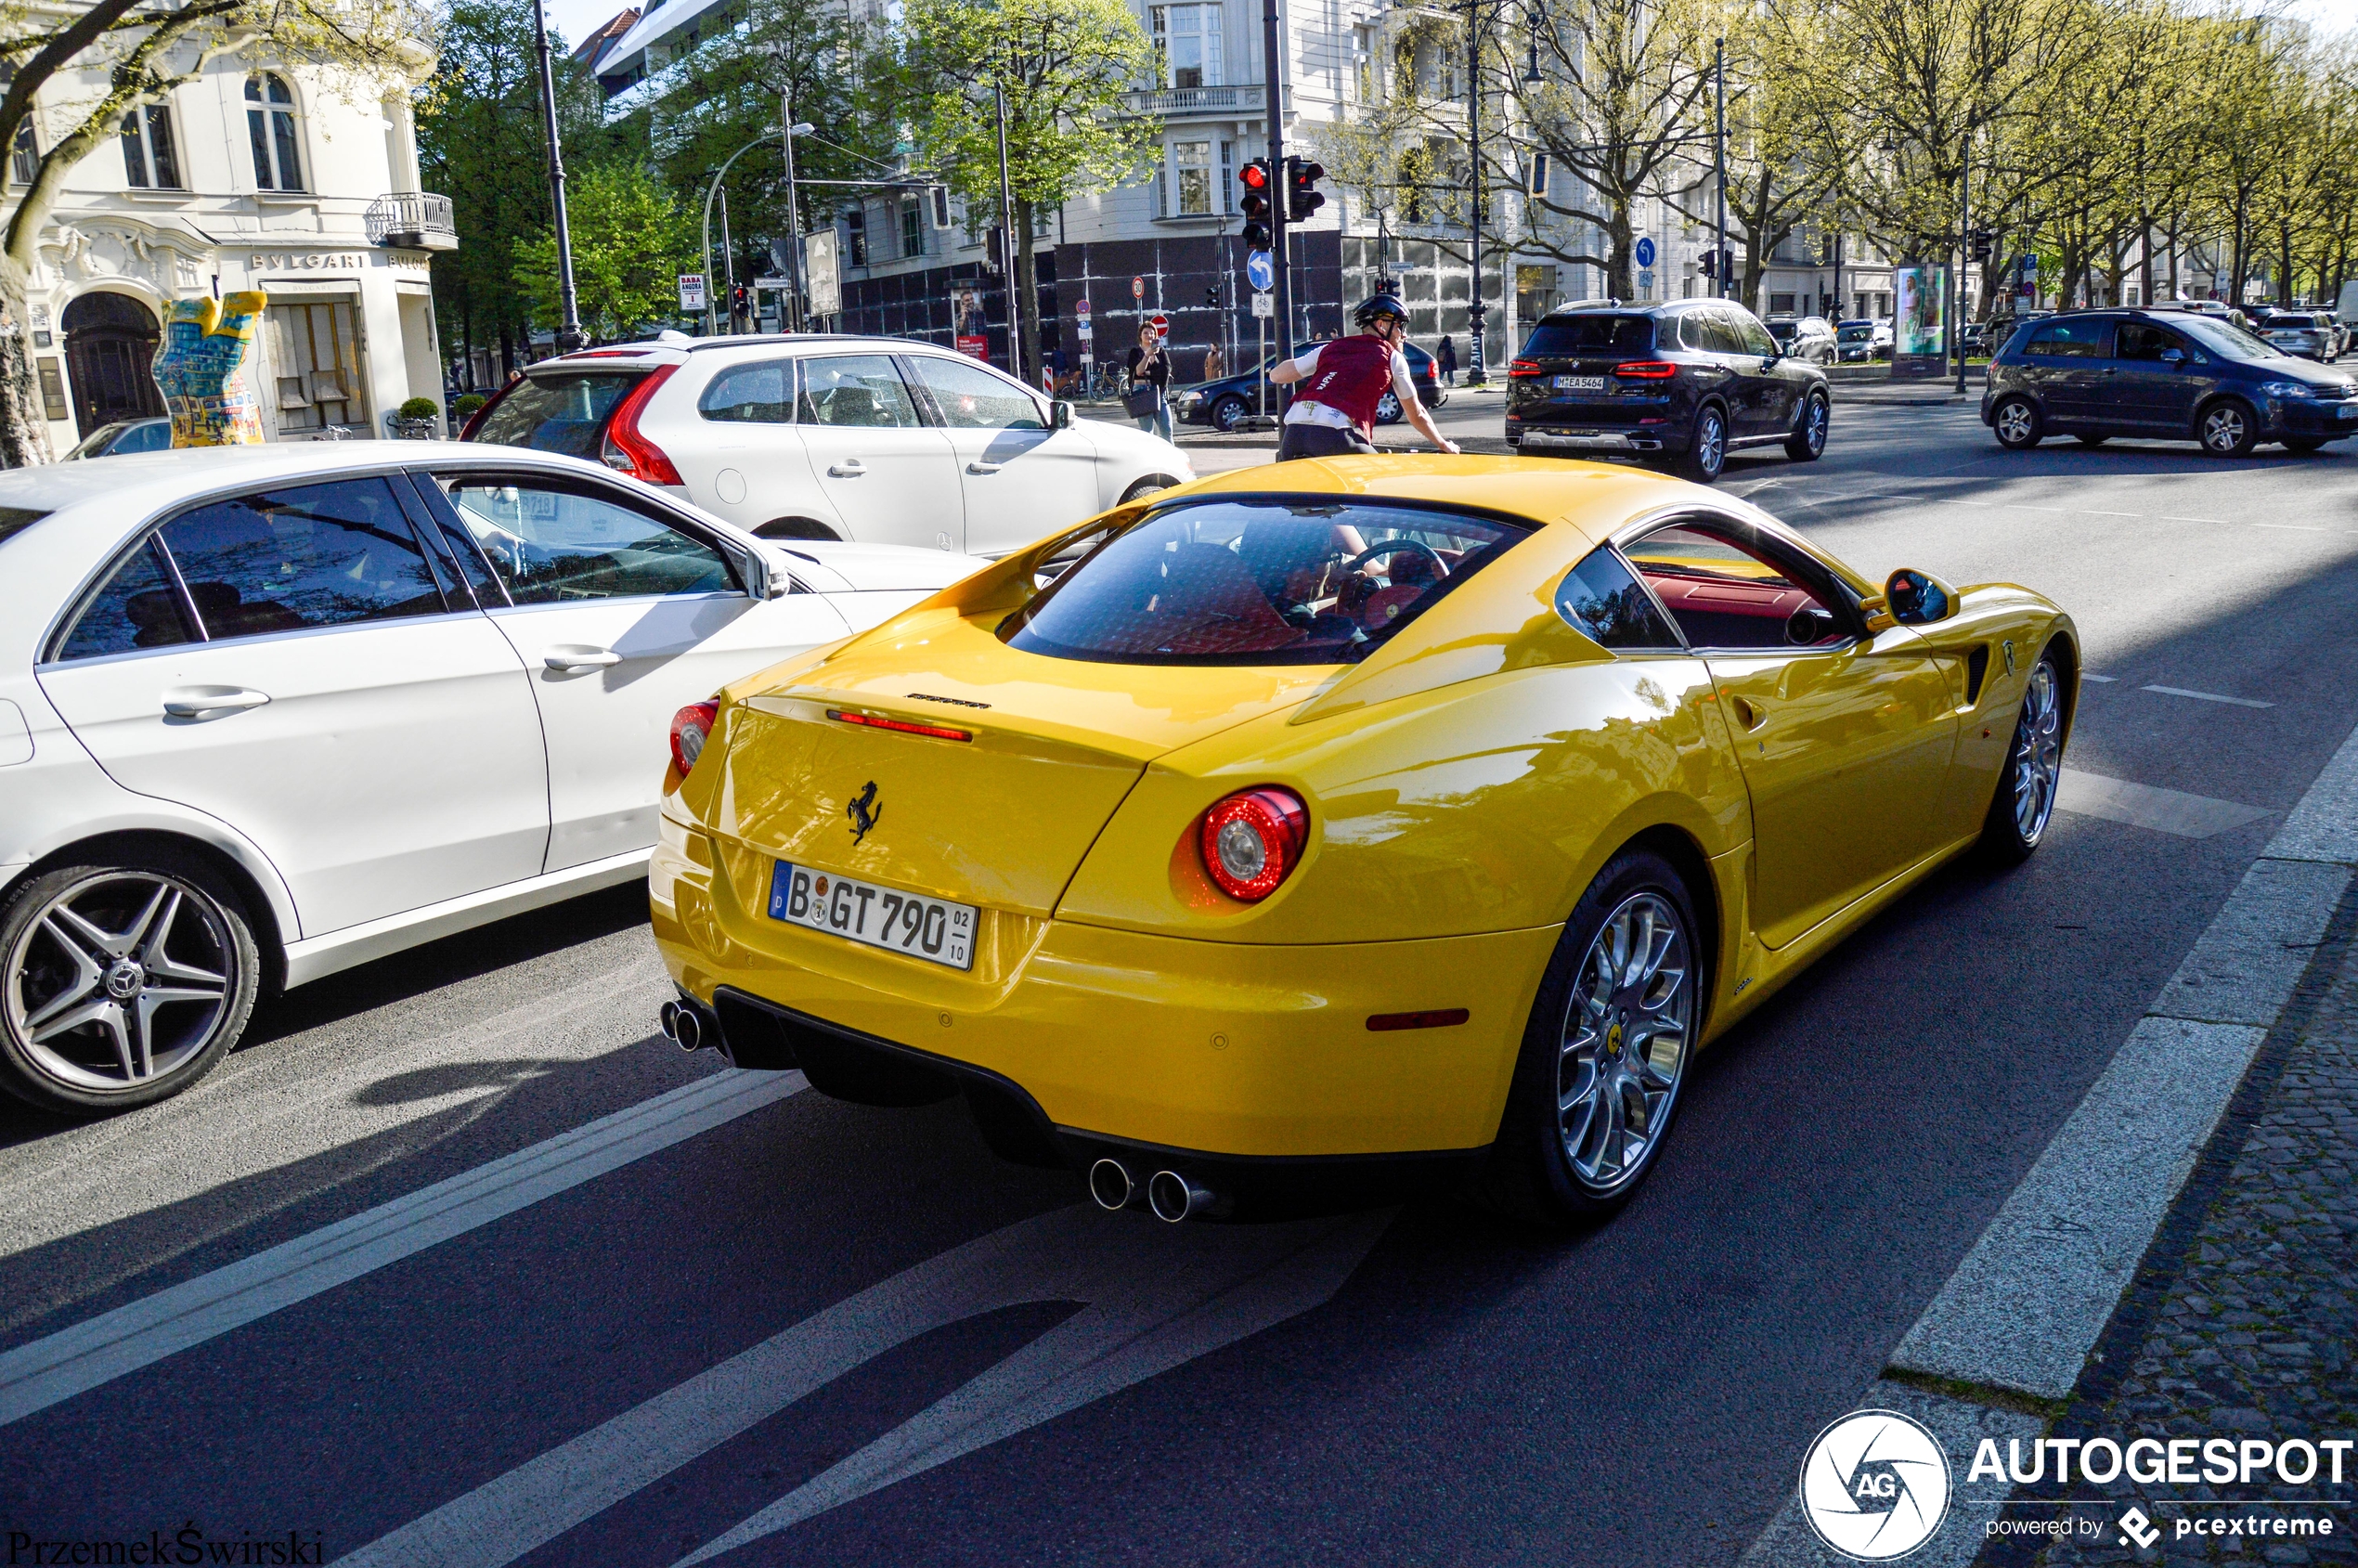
[827,709,973,742]
[1367,1008,1470,1031]
[1613,361,1678,379]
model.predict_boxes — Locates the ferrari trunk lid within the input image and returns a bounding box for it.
[704,608,1334,916]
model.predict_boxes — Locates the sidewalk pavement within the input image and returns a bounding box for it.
[2000,904,2358,1567]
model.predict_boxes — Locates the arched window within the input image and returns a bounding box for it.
[244,73,304,192]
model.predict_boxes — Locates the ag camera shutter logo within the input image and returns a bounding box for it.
[1798,1408,1953,1560]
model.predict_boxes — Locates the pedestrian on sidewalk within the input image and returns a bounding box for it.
[1269,294,1461,461]
[1437,334,1458,387]
[1203,342,1224,381]
[1125,325,1173,441]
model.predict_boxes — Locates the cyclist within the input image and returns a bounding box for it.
[1269,293,1459,461]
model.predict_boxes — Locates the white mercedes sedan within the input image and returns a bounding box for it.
[0,442,979,1114]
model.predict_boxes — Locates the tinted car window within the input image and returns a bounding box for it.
[443,482,736,603]
[471,371,644,459]
[160,479,447,640]
[798,356,921,427]
[56,538,198,661]
[1003,498,1526,666]
[2176,316,2285,363]
[2023,320,2112,357]
[1679,312,1734,353]
[1766,320,1798,343]
[698,361,794,423]
[2116,322,2187,362]
[909,355,1044,431]
[1555,547,1681,650]
[1522,316,1654,356]
[1726,310,1781,356]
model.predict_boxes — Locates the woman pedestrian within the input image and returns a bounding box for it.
[1437,334,1458,387]
[1202,342,1224,381]
[1125,324,1173,441]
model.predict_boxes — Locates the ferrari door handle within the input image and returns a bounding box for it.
[827,459,867,477]
[543,646,621,673]
[1730,695,1768,730]
[965,460,1003,475]
[162,686,270,718]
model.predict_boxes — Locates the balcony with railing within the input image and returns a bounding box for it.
[1122,83,1267,116]
[365,191,458,252]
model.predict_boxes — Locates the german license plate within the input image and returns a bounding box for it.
[768,862,976,970]
[2339,404,2358,421]
[1556,374,1607,393]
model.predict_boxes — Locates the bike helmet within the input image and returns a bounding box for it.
[1354,293,1408,327]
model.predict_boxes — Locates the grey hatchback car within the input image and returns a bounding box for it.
[1982,308,2358,457]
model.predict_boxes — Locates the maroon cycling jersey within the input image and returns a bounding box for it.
[1289,333,1398,437]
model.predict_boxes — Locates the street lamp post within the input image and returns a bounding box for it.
[528,0,584,353]
[781,86,808,332]
[1464,0,1487,385]
[994,72,1022,384]
[1713,36,1728,302]
[701,129,783,337]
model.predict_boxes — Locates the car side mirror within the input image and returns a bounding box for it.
[2159,348,2185,367]
[1051,399,1075,430]
[1885,567,1959,626]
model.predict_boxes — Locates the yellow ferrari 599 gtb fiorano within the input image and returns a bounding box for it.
[650,455,2076,1226]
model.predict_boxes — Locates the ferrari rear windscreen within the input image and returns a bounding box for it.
[1000,497,1529,667]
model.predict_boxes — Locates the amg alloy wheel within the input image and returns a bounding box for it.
[0,862,259,1113]
[1473,849,1698,1226]
[1981,650,2066,864]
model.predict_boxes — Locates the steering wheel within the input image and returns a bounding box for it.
[1343,538,1449,580]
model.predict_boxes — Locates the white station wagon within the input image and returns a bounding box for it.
[0,442,978,1113]
[461,332,1193,555]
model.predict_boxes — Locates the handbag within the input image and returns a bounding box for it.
[1122,379,1164,418]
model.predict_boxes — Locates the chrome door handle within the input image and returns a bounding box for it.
[965,460,1003,475]
[543,646,621,673]
[162,686,270,718]
[827,460,866,477]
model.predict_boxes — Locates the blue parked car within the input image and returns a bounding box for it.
[1173,341,1447,433]
[61,417,172,459]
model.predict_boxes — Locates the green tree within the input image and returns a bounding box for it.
[512,161,699,341]
[900,0,1157,377]
[0,0,433,464]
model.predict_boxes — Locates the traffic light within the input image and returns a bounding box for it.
[1696,249,1720,282]
[1206,285,1220,309]
[1968,228,1994,263]
[1238,159,1273,251]
[1285,157,1326,224]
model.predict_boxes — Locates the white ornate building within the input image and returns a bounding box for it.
[11,45,453,451]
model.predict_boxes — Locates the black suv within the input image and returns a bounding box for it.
[1506,300,1832,482]
[1983,307,2358,457]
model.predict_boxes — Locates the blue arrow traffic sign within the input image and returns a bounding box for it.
[1634,237,1656,268]
[1245,251,1275,292]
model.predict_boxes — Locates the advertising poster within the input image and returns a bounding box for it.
[951,284,990,360]
[1891,264,1949,378]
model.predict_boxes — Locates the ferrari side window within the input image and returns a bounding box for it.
[1555,548,1681,651]
[1625,521,1848,652]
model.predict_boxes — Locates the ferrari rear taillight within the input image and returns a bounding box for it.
[1198,787,1309,902]
[601,365,683,485]
[1613,361,1678,379]
[669,698,719,777]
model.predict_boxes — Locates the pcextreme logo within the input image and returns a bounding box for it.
[1799,1409,1954,1561]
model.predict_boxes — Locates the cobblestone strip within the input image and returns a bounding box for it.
[1973,884,2358,1567]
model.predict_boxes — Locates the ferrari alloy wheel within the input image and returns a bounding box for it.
[2200,400,2256,458]
[1557,891,1693,1194]
[1785,390,1829,461]
[1981,649,2067,865]
[1992,396,2041,449]
[1680,407,1727,482]
[0,859,259,1114]
[1475,848,1700,1227]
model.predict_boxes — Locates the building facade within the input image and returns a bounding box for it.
[9,43,453,453]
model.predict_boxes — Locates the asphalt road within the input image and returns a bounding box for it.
[6,403,2358,1567]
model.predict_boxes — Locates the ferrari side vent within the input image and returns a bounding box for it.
[1965,645,1990,706]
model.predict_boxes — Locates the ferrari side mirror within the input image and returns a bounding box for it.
[1885,567,1959,626]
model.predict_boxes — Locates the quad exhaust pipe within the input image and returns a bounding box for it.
[658,1000,704,1053]
[1087,1158,1219,1223]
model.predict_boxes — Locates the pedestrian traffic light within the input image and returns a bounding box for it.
[1285,157,1326,224]
[1968,228,1994,263]
[1205,285,1219,309]
[1238,159,1273,251]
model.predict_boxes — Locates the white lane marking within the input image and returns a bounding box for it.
[2140,684,2275,709]
[2081,673,2118,682]
[0,1069,804,1428]
[336,1205,1389,1568]
[2054,769,2275,839]
[1886,711,2358,1401]
[2249,522,2329,532]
